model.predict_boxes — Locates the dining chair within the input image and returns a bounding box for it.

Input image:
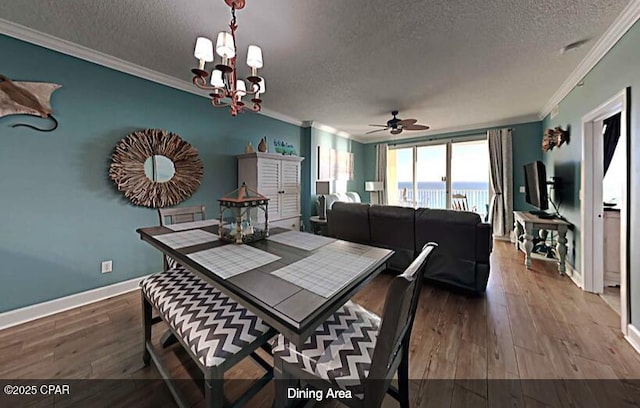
[159,204,206,225]
[158,205,206,270]
[272,242,438,408]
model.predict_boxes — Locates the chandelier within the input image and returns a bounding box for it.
[191,0,264,116]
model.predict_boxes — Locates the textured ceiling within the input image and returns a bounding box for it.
[0,0,630,141]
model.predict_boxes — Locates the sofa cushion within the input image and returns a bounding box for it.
[330,202,371,244]
[414,209,481,289]
[369,205,415,271]
[325,192,361,210]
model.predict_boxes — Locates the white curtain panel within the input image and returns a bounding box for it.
[375,144,388,205]
[488,128,513,238]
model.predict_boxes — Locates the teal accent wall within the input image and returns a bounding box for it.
[299,125,313,231]
[305,128,366,224]
[360,121,543,211]
[0,35,302,312]
[542,20,640,325]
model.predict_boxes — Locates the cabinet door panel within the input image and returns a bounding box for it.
[258,159,281,220]
[281,161,300,194]
[281,193,299,218]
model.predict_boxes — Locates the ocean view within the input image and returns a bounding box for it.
[394,181,490,215]
[396,181,489,190]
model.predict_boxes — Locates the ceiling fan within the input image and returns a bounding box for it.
[366,110,430,135]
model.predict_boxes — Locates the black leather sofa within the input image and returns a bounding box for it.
[327,202,493,294]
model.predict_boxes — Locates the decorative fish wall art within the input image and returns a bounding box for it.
[0,74,61,132]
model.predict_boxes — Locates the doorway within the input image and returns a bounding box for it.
[581,88,629,334]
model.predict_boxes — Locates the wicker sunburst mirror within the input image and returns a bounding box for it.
[109,129,204,208]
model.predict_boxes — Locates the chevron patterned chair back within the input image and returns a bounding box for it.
[158,205,206,269]
[140,266,276,408]
[273,242,438,408]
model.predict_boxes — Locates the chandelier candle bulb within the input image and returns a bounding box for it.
[194,37,214,70]
[236,80,247,99]
[210,69,224,88]
[216,32,235,58]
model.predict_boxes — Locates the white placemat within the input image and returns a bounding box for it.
[187,245,281,279]
[267,231,336,251]
[154,230,218,249]
[271,248,377,298]
[165,219,219,231]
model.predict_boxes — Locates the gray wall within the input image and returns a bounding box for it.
[542,20,640,325]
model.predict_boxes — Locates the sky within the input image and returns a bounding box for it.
[393,139,490,183]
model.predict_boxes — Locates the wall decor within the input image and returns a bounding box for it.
[258,136,268,152]
[109,128,204,208]
[317,145,354,181]
[0,74,61,132]
[542,126,570,152]
[273,139,297,155]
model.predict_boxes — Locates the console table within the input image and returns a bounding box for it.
[513,211,571,274]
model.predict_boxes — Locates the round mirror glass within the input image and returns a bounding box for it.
[144,155,175,182]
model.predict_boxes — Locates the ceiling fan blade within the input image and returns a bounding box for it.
[403,124,430,131]
[398,119,417,126]
[366,128,389,135]
[367,124,388,127]
[390,128,403,135]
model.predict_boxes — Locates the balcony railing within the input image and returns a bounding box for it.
[397,188,490,219]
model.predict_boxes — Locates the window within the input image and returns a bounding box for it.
[387,137,490,219]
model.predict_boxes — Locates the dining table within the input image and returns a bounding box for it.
[136,222,394,346]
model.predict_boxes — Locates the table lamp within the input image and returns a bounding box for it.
[316,181,331,220]
[365,181,384,205]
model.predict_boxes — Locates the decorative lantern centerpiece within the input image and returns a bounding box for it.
[218,182,269,244]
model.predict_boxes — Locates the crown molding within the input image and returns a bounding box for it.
[311,122,351,139]
[0,18,303,127]
[352,114,540,144]
[539,0,640,120]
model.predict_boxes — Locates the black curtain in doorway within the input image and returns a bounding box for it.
[603,113,621,176]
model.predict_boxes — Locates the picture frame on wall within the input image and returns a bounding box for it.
[317,145,354,181]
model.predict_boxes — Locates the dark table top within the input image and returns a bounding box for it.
[136,225,393,346]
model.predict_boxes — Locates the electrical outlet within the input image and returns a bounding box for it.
[519,186,526,193]
[101,260,113,274]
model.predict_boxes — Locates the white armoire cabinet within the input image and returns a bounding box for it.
[237,152,304,231]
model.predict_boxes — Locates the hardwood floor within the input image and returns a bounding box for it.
[1,241,640,407]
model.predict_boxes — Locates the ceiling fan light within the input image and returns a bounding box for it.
[216,32,236,58]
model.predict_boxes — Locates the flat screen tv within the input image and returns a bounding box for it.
[524,161,549,211]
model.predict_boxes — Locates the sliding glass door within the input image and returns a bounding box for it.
[415,144,447,208]
[387,137,489,218]
[451,139,490,220]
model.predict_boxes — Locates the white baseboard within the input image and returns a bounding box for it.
[625,324,640,355]
[0,275,150,331]
[565,262,583,289]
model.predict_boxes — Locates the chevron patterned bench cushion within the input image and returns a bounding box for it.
[272,301,381,398]
[141,267,273,368]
